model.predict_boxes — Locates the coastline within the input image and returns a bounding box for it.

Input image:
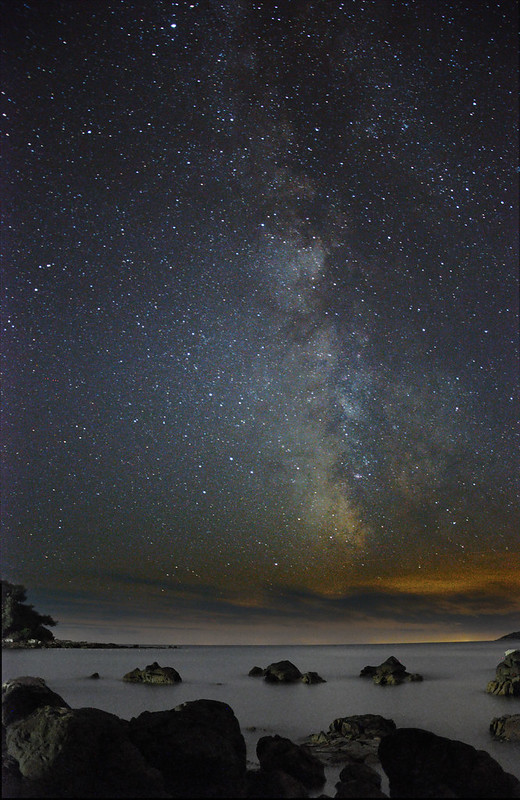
[1,639,179,650]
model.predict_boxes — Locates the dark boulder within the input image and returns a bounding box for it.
[360,656,422,686]
[2,676,70,727]
[335,761,388,797]
[246,767,309,797]
[128,698,247,797]
[378,726,520,798]
[490,713,520,742]
[123,661,182,684]
[5,704,167,797]
[256,734,325,789]
[248,666,265,677]
[264,660,302,683]
[486,650,520,696]
[89,672,100,679]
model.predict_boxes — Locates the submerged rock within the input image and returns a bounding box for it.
[490,714,520,742]
[360,656,423,685]
[486,650,520,696]
[378,727,520,798]
[123,661,182,684]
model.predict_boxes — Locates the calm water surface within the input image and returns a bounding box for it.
[3,641,519,795]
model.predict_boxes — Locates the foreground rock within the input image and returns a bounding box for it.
[378,727,520,798]
[2,676,70,727]
[249,660,325,684]
[123,661,182,684]
[256,734,325,789]
[335,761,388,798]
[246,766,309,797]
[5,705,167,797]
[490,713,520,742]
[3,677,248,797]
[486,649,520,696]
[360,655,423,685]
[128,698,247,797]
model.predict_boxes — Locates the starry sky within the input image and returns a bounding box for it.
[2,0,518,644]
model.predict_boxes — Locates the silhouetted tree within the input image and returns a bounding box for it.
[1,580,57,642]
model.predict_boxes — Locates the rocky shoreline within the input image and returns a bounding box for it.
[2,652,520,798]
[2,675,520,798]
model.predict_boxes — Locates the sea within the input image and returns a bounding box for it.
[3,640,519,797]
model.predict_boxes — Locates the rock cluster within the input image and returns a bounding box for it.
[248,659,326,684]
[490,714,520,742]
[123,661,182,684]
[379,727,520,798]
[4,675,520,798]
[2,677,247,797]
[360,655,423,685]
[486,649,520,696]
[306,714,395,797]
[2,676,331,798]
[307,713,395,766]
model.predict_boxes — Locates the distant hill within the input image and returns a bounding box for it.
[496,632,520,641]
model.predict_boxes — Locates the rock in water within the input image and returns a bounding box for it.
[128,698,247,797]
[360,656,423,685]
[301,671,326,684]
[263,660,303,682]
[123,661,182,684]
[256,734,325,789]
[378,727,520,798]
[249,661,325,683]
[329,714,397,741]
[490,714,520,742]
[486,649,520,696]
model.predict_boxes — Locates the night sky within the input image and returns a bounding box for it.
[2,0,518,644]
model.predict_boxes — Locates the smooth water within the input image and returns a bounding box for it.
[3,641,519,796]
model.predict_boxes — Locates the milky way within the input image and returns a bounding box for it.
[2,0,518,642]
